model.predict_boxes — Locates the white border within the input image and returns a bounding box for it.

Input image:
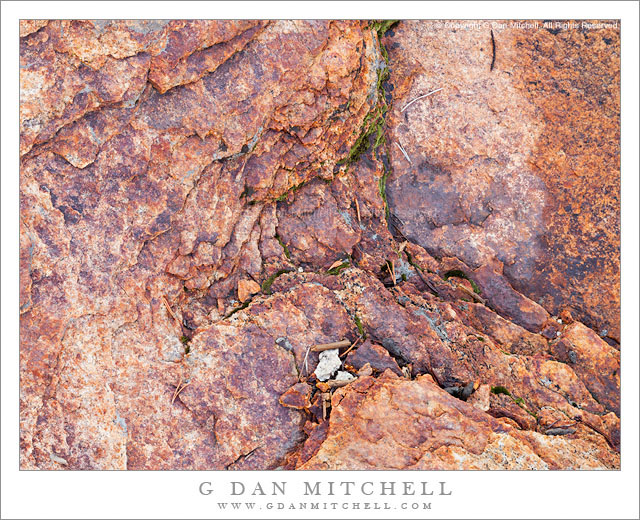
[2,2,638,519]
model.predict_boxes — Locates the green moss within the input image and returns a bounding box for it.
[327,261,350,275]
[491,385,512,397]
[225,300,250,318]
[491,386,538,419]
[405,251,423,272]
[337,21,396,170]
[370,20,399,36]
[337,104,388,167]
[378,160,390,218]
[276,180,307,202]
[261,269,292,295]
[443,269,481,294]
[275,234,291,259]
[354,314,366,339]
[180,335,191,354]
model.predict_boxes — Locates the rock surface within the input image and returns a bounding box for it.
[20,20,620,470]
[383,20,620,342]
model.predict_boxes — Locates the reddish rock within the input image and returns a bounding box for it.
[297,373,618,470]
[237,279,261,303]
[20,19,620,471]
[550,322,620,415]
[345,340,403,376]
[383,20,620,341]
[472,263,550,333]
[280,383,313,410]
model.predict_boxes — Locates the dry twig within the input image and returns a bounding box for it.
[302,345,312,377]
[328,259,345,271]
[311,339,351,352]
[395,141,412,165]
[355,197,361,224]
[162,295,181,324]
[171,380,191,405]
[326,378,356,389]
[321,393,331,420]
[457,284,487,306]
[401,88,443,112]
[339,336,362,358]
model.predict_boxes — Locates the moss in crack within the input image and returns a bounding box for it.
[354,314,366,339]
[405,251,423,272]
[491,386,538,419]
[276,180,307,202]
[275,234,291,259]
[443,269,481,294]
[225,300,250,318]
[337,20,397,170]
[261,269,293,295]
[337,104,388,167]
[327,261,350,275]
[180,335,191,354]
[491,385,512,397]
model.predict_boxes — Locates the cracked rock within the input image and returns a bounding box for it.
[20,19,620,471]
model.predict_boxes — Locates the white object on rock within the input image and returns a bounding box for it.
[314,349,341,381]
[333,371,355,382]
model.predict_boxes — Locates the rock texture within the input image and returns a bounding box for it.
[20,20,620,470]
[383,20,620,342]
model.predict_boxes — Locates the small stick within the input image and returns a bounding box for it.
[321,393,331,420]
[546,418,578,430]
[162,295,181,324]
[302,345,311,377]
[311,339,351,352]
[328,259,344,271]
[355,197,361,223]
[457,284,487,306]
[395,141,412,165]
[171,380,191,405]
[339,336,362,358]
[401,88,443,112]
[326,378,356,389]
[490,29,496,71]
[411,262,440,296]
[545,427,576,436]
[391,259,396,286]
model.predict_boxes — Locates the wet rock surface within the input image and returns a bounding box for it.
[20,20,620,470]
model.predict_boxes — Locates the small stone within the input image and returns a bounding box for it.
[357,363,373,377]
[237,279,261,303]
[333,371,355,382]
[279,383,312,410]
[468,384,491,412]
[314,349,341,382]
